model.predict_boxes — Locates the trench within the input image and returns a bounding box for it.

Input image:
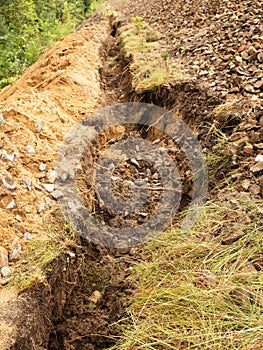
[9,15,225,350]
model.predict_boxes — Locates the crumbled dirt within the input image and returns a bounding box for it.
[45,239,133,350]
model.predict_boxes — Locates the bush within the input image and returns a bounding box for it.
[0,0,97,88]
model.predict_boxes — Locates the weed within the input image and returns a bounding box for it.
[132,16,146,30]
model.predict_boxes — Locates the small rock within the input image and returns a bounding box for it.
[15,215,23,222]
[1,266,12,278]
[88,290,102,303]
[241,51,249,60]
[38,203,47,214]
[23,178,32,191]
[39,163,47,171]
[36,121,42,133]
[255,154,263,162]
[222,230,244,245]
[24,232,32,240]
[26,145,35,153]
[243,143,253,154]
[11,236,19,248]
[254,80,263,90]
[0,246,9,268]
[6,199,15,210]
[244,83,254,93]
[250,162,263,173]
[51,190,64,199]
[257,52,263,63]
[2,174,17,190]
[46,170,57,183]
[130,158,140,167]
[9,248,21,262]
[235,55,242,63]
[195,269,217,288]
[67,201,77,211]
[0,277,14,286]
[43,184,55,193]
[152,172,160,180]
[2,150,15,162]
[230,287,252,305]
[45,197,52,207]
[0,114,3,125]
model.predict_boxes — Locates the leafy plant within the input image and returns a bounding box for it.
[0,0,98,88]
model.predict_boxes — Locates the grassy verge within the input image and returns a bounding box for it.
[112,199,263,349]
[10,216,75,293]
[119,18,186,93]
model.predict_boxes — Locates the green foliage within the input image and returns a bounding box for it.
[161,51,169,61]
[0,0,98,88]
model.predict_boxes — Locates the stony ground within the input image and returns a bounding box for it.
[115,0,263,99]
[114,0,263,201]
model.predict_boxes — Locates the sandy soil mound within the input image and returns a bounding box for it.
[0,18,108,252]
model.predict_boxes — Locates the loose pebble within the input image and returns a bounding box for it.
[2,150,15,162]
[11,236,19,248]
[15,215,23,222]
[51,190,63,199]
[43,183,55,192]
[45,197,52,207]
[23,178,32,191]
[6,199,15,210]
[38,203,47,214]
[2,174,17,190]
[9,248,21,262]
[39,163,47,171]
[130,158,140,167]
[36,121,43,133]
[0,277,14,286]
[47,170,57,183]
[24,232,32,240]
[1,266,12,278]
[255,154,263,162]
[26,145,35,153]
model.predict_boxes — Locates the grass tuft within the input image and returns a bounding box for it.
[119,23,187,93]
[112,199,263,349]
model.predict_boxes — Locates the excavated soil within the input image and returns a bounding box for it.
[0,16,107,251]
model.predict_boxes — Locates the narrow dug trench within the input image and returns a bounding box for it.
[1,14,225,350]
